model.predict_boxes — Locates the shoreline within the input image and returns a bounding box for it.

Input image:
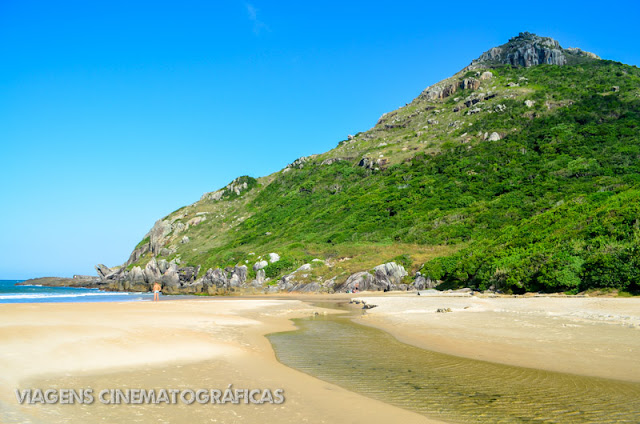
[0,298,437,424]
[351,293,640,383]
[2,293,639,422]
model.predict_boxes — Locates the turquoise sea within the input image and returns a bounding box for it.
[0,280,153,303]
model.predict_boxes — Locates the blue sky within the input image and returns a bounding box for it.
[1,0,639,279]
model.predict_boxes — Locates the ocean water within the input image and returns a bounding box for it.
[0,280,153,304]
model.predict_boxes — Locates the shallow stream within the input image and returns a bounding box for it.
[267,302,640,423]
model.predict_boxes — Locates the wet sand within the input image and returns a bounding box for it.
[2,293,639,423]
[353,292,640,382]
[0,299,435,424]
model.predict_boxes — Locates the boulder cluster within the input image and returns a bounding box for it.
[89,258,438,295]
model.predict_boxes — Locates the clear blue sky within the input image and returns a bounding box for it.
[1,0,639,279]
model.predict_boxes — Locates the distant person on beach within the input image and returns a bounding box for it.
[152,281,161,301]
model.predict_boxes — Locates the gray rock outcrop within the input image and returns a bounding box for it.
[253,260,268,271]
[373,262,408,286]
[95,264,114,279]
[420,81,458,101]
[461,78,480,90]
[470,32,599,69]
[149,219,173,255]
[200,268,228,290]
[337,262,408,292]
[228,265,248,287]
[411,272,438,290]
[358,157,388,170]
[200,176,256,201]
[277,264,313,291]
[286,155,318,170]
[144,257,162,283]
[257,269,265,283]
[341,271,375,292]
[479,71,493,80]
[160,263,180,292]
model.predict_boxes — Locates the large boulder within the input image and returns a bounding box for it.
[292,282,321,293]
[200,268,228,291]
[230,265,249,288]
[277,264,312,292]
[178,266,199,283]
[157,259,170,274]
[128,266,146,285]
[487,132,501,141]
[373,262,408,286]
[143,257,162,283]
[411,272,438,290]
[479,71,493,80]
[233,265,248,283]
[337,262,408,292]
[420,81,458,101]
[253,260,268,271]
[251,269,265,287]
[229,272,244,288]
[339,271,375,292]
[160,263,181,293]
[124,266,150,292]
[268,253,280,263]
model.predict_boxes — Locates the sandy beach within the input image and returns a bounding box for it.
[0,299,436,424]
[353,292,640,383]
[1,294,639,423]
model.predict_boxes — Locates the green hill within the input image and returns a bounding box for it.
[105,32,640,294]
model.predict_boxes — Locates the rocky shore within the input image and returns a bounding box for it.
[20,258,440,295]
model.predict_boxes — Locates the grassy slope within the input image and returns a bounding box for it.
[127,58,640,292]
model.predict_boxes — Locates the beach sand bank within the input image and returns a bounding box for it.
[0,299,436,424]
[2,293,639,423]
[353,293,640,382]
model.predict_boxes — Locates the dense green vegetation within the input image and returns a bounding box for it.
[133,58,640,294]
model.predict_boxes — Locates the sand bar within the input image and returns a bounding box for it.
[0,299,437,424]
[353,292,640,382]
[2,293,639,423]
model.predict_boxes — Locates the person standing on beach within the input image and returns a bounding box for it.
[152,281,161,301]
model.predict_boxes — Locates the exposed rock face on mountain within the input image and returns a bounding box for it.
[470,32,599,68]
[416,32,601,110]
[200,175,257,201]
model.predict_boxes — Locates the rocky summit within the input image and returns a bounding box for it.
[27,33,640,296]
[470,32,600,68]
